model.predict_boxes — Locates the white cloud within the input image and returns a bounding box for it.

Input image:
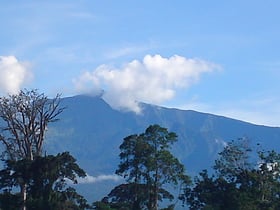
[74,54,219,113]
[0,56,32,94]
[77,174,122,184]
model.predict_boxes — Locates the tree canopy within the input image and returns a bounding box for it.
[0,89,64,161]
[184,138,280,210]
[0,89,66,210]
[0,152,89,210]
[97,124,190,210]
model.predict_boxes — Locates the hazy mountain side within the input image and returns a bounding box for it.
[46,95,280,173]
[143,105,280,172]
[43,95,280,203]
[45,95,125,174]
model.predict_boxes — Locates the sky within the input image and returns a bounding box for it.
[1,1,280,126]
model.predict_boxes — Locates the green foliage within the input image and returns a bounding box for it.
[104,124,190,210]
[0,89,65,210]
[92,201,118,210]
[0,152,90,210]
[213,138,252,181]
[185,169,240,210]
[184,139,280,210]
[0,191,21,210]
[102,183,149,210]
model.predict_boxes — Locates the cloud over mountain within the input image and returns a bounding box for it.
[0,56,32,95]
[77,174,122,184]
[74,54,219,113]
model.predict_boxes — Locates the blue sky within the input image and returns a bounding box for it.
[1,1,280,126]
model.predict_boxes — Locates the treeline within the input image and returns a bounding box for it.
[0,90,280,210]
[184,139,280,210]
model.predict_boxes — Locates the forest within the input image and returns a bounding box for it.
[0,90,280,210]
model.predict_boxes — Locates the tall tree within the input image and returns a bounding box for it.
[114,124,190,210]
[0,89,64,161]
[0,89,64,210]
[0,152,89,210]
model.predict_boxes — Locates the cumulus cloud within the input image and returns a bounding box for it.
[0,56,32,94]
[77,174,122,184]
[74,54,219,113]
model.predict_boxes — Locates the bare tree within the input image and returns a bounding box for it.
[0,89,65,210]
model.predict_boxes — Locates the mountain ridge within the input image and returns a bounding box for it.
[44,94,280,202]
[46,94,280,171]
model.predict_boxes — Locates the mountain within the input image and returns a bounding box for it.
[44,94,280,202]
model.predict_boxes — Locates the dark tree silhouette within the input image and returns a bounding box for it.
[0,152,89,210]
[101,125,190,210]
[184,139,280,210]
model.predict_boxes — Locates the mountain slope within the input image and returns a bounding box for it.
[44,95,280,201]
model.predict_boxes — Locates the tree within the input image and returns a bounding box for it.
[92,200,117,210]
[0,152,89,210]
[112,124,190,210]
[184,139,280,210]
[0,89,64,210]
[0,89,64,161]
[213,138,252,182]
[97,183,149,210]
[184,169,239,210]
[253,150,280,208]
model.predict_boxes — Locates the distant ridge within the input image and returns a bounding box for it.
[44,94,280,201]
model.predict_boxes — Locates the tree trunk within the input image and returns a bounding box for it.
[20,183,27,210]
[20,154,32,210]
[154,185,158,210]
[148,183,158,210]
